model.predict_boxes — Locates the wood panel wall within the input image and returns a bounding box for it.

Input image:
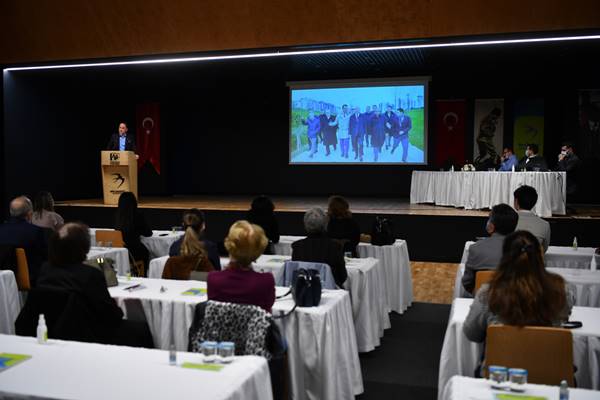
[1,0,599,64]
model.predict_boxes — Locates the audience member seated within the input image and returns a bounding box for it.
[292,207,348,287]
[326,195,361,257]
[169,208,221,270]
[115,191,152,273]
[462,203,518,295]
[0,196,48,285]
[247,195,279,253]
[207,221,275,312]
[463,230,574,345]
[163,218,215,280]
[554,141,582,201]
[31,191,64,231]
[18,222,153,347]
[517,143,548,171]
[514,185,551,252]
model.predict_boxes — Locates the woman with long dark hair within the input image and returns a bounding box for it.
[115,192,152,274]
[247,196,279,253]
[31,191,64,231]
[463,230,574,343]
[326,195,361,257]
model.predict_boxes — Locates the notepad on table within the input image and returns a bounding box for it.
[0,353,31,372]
[181,362,224,371]
[181,288,207,296]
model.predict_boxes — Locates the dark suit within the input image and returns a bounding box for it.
[555,153,582,196]
[462,233,506,295]
[291,233,347,287]
[517,155,548,171]
[384,111,399,148]
[30,262,153,347]
[0,217,48,285]
[327,217,361,257]
[106,133,137,152]
[349,113,366,159]
[169,237,221,270]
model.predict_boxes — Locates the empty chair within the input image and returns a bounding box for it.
[15,248,31,291]
[278,260,337,289]
[474,270,495,295]
[95,230,125,248]
[486,325,574,386]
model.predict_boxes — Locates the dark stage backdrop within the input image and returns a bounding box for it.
[3,40,600,204]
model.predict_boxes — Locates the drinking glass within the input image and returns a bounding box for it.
[202,341,218,363]
[508,368,527,392]
[488,365,508,389]
[218,342,235,363]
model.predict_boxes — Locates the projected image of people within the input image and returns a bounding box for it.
[290,84,425,164]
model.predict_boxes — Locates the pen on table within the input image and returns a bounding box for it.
[124,284,141,291]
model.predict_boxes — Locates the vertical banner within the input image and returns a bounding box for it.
[473,99,504,167]
[435,99,466,168]
[578,90,600,160]
[136,103,161,174]
[513,98,544,159]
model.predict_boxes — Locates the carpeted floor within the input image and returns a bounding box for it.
[356,262,458,399]
[357,303,451,400]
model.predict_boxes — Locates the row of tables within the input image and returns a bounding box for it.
[1,230,412,400]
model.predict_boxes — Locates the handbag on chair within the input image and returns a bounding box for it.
[291,268,321,307]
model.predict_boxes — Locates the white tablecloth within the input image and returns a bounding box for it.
[438,298,600,399]
[461,241,598,271]
[90,228,184,259]
[357,240,413,314]
[0,271,19,335]
[442,376,600,400]
[252,255,390,353]
[108,278,363,400]
[0,334,272,400]
[272,236,413,315]
[453,264,600,307]
[148,254,390,353]
[410,171,566,217]
[87,246,130,275]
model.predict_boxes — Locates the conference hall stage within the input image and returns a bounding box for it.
[55,196,600,263]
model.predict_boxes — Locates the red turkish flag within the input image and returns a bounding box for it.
[435,100,466,168]
[136,103,161,174]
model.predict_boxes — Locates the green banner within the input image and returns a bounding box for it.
[513,98,544,159]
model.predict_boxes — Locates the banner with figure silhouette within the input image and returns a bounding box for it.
[473,99,504,169]
[578,90,600,160]
[513,98,544,159]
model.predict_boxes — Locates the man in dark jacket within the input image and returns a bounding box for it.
[106,122,137,152]
[349,107,366,161]
[0,196,48,285]
[555,141,582,200]
[395,108,413,162]
[383,105,399,151]
[517,143,548,171]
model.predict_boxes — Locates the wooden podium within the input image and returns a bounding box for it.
[101,151,138,205]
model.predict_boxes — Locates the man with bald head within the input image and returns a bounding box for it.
[106,122,137,152]
[0,196,48,284]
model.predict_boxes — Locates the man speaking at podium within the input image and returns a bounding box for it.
[106,122,137,153]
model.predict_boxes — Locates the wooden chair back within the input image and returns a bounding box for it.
[486,325,574,386]
[95,230,125,248]
[15,248,31,291]
[474,270,495,294]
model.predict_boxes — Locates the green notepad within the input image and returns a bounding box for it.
[181,362,224,372]
[181,288,207,296]
[494,394,547,400]
[0,353,31,372]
